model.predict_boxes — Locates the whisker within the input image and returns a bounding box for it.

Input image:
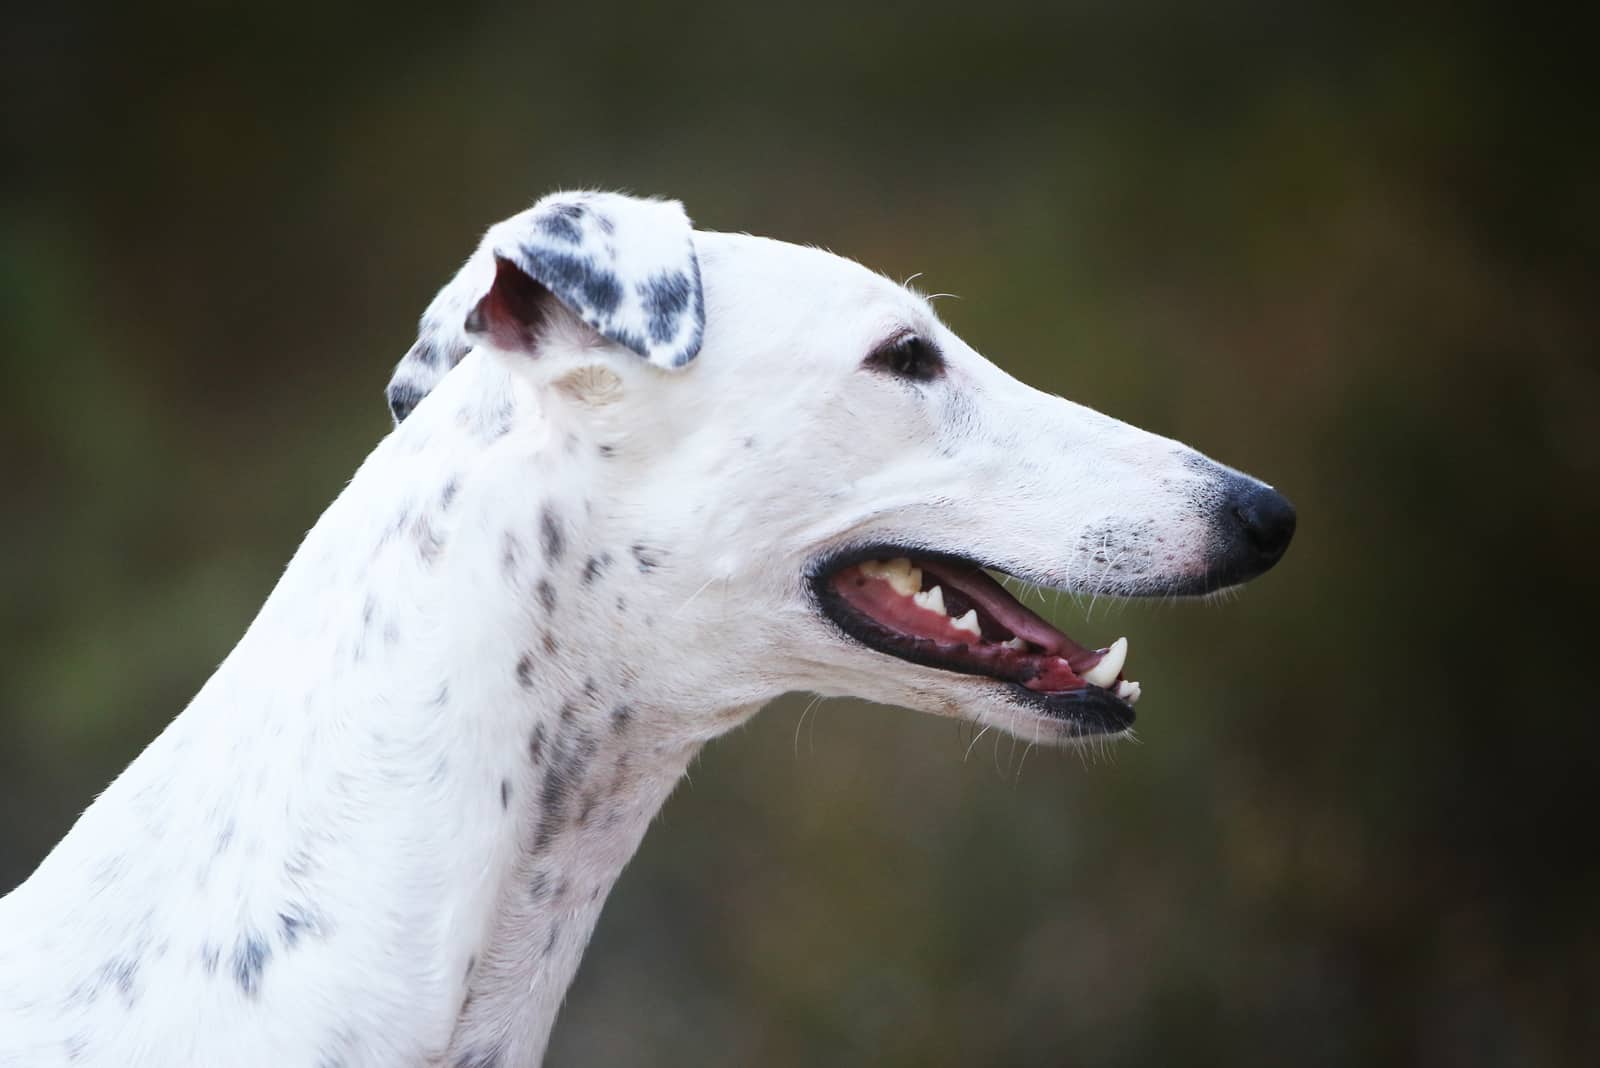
[794,695,824,759]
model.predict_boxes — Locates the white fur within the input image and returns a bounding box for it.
[0,193,1260,1066]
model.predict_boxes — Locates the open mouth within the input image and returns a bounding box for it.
[812,550,1141,734]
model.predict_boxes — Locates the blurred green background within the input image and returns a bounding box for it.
[3,2,1596,1065]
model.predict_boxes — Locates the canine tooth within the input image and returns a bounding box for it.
[1115,679,1142,705]
[951,609,981,636]
[913,585,946,615]
[1082,636,1129,688]
[1001,637,1028,651]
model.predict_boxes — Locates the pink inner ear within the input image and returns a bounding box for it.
[466,256,553,353]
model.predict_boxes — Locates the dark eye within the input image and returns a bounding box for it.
[865,334,944,382]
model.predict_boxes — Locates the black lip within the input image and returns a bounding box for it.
[1007,683,1137,735]
[807,543,1136,736]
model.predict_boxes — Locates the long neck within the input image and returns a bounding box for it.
[1,358,723,1067]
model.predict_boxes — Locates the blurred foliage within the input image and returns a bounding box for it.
[3,1,1596,1065]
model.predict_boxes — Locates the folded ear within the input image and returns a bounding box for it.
[385,191,705,424]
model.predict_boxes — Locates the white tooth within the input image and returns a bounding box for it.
[1115,679,1142,705]
[1082,636,1129,688]
[887,561,922,597]
[951,609,981,636]
[861,558,922,597]
[913,585,946,615]
[1001,637,1029,651]
[858,559,892,581]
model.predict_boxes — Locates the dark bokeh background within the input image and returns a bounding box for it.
[4,3,1596,1064]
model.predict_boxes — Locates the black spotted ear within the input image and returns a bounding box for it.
[384,192,705,425]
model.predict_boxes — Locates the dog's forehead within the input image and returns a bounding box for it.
[694,231,925,321]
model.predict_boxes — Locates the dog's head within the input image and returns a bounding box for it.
[385,191,1294,744]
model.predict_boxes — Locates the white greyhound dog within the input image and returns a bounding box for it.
[0,191,1294,1066]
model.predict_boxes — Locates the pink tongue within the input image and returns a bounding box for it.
[919,561,1097,665]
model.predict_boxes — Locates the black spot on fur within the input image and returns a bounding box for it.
[501,532,523,578]
[530,729,595,853]
[431,683,450,708]
[485,396,517,440]
[598,443,616,459]
[200,943,220,976]
[538,205,584,245]
[638,271,692,345]
[362,594,376,628]
[412,513,444,565]
[515,654,536,689]
[538,579,557,613]
[543,630,559,656]
[611,704,633,734]
[284,848,317,878]
[631,544,660,573]
[616,594,627,612]
[581,553,612,585]
[529,870,551,901]
[609,326,651,358]
[387,380,425,424]
[583,677,599,698]
[99,956,139,1008]
[532,771,569,854]
[500,779,512,810]
[526,247,623,317]
[542,924,560,958]
[413,339,443,368]
[594,212,616,236]
[233,932,271,998]
[528,722,547,765]
[540,508,565,562]
[278,904,320,949]
[440,477,460,511]
[371,505,412,560]
[464,955,476,981]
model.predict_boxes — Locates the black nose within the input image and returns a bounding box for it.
[1232,481,1297,563]
[1211,474,1296,586]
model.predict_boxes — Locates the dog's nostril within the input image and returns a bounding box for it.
[1232,487,1297,560]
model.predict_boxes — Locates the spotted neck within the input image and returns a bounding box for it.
[0,358,728,1068]
[336,364,724,1065]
